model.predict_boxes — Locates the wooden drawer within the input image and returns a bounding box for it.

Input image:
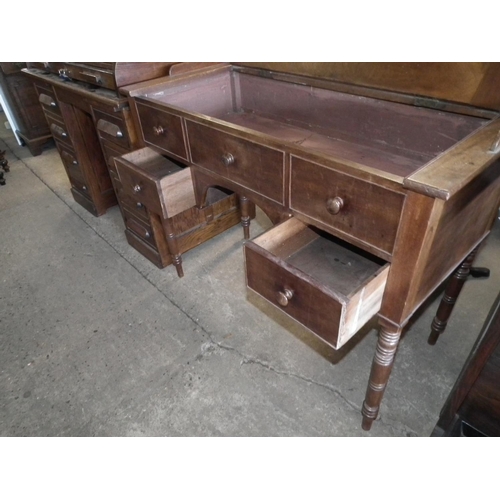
[122,208,156,247]
[58,144,85,183]
[94,109,130,148]
[100,139,129,178]
[114,179,150,223]
[68,175,91,200]
[289,156,405,257]
[46,115,72,147]
[135,102,188,161]
[244,218,390,349]
[187,120,285,204]
[34,84,61,116]
[114,148,194,219]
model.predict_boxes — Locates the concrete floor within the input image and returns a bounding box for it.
[1,114,499,437]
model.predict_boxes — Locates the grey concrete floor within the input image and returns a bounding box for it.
[1,114,499,437]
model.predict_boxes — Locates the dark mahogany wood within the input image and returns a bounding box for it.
[0,63,53,156]
[114,147,248,275]
[122,63,500,430]
[428,248,479,345]
[432,288,500,437]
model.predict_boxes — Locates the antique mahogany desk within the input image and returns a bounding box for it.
[123,62,500,430]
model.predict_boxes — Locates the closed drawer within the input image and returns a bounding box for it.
[123,208,156,247]
[244,218,390,349]
[114,180,150,223]
[114,147,194,219]
[290,156,405,256]
[68,176,91,200]
[100,139,129,178]
[34,84,61,116]
[58,144,85,183]
[49,63,116,89]
[187,120,285,204]
[94,109,130,148]
[66,63,116,89]
[46,115,72,147]
[135,101,188,161]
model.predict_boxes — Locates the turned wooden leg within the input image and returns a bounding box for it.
[362,322,403,431]
[428,248,478,345]
[240,195,252,239]
[162,218,184,278]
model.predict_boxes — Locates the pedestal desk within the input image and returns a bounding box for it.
[123,62,500,430]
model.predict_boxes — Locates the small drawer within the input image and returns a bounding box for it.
[58,145,85,183]
[114,147,194,219]
[136,101,188,161]
[123,209,156,247]
[114,181,150,223]
[244,218,390,349]
[94,109,130,148]
[187,120,285,204]
[67,63,116,90]
[100,139,129,178]
[290,156,405,256]
[35,85,60,115]
[68,176,91,200]
[47,116,72,147]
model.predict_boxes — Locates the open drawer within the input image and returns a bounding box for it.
[244,218,390,349]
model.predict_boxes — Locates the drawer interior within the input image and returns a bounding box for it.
[246,218,390,348]
[150,66,487,177]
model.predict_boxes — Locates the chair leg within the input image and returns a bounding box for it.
[428,248,479,345]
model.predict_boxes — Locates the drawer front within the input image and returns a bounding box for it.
[115,159,163,216]
[67,63,116,89]
[58,145,85,183]
[49,63,116,90]
[136,102,188,160]
[34,84,61,116]
[68,175,91,200]
[94,109,130,148]
[100,139,129,178]
[114,180,150,223]
[187,121,285,204]
[290,156,405,255]
[245,242,343,347]
[123,209,156,247]
[47,116,72,147]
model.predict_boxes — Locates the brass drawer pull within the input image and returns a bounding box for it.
[136,202,144,208]
[326,196,344,215]
[133,184,141,193]
[144,230,151,239]
[221,152,235,167]
[277,288,294,307]
[153,125,165,136]
[72,160,78,166]
[82,185,87,191]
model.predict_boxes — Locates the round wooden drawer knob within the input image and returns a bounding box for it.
[221,153,235,167]
[326,196,344,215]
[277,288,294,307]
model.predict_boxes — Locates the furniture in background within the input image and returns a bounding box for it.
[22,63,245,272]
[122,62,500,430]
[432,288,500,437]
[0,62,53,156]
